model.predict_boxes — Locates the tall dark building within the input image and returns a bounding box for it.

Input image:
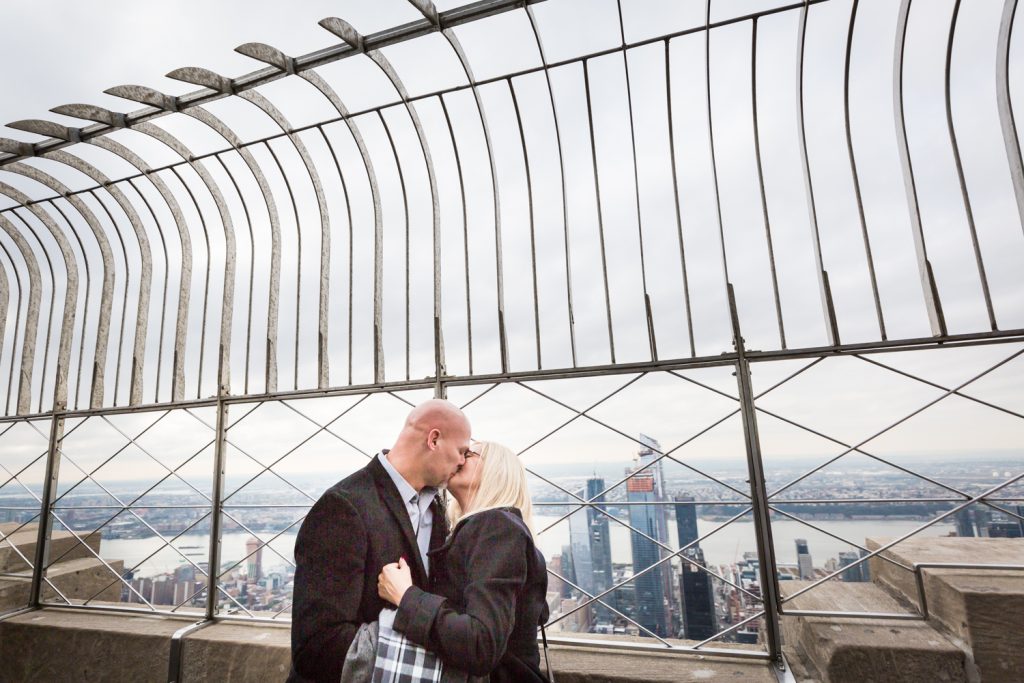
[955,508,975,537]
[675,496,699,549]
[560,544,576,600]
[679,547,718,641]
[838,551,869,582]
[627,473,670,638]
[587,477,613,622]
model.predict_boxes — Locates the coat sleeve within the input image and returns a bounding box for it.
[394,511,528,676]
[290,489,367,682]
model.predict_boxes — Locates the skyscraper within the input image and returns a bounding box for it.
[955,508,975,537]
[568,497,595,597]
[675,496,699,550]
[838,551,868,582]
[679,547,718,641]
[587,477,613,623]
[246,536,263,583]
[795,539,813,580]
[627,472,670,638]
[675,495,717,640]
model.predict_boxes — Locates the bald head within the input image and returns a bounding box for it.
[387,399,472,490]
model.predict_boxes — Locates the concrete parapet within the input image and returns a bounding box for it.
[781,580,966,683]
[0,609,777,683]
[0,525,103,574]
[867,537,1024,683]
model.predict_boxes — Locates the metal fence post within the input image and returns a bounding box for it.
[29,406,65,607]
[205,391,229,620]
[727,284,784,668]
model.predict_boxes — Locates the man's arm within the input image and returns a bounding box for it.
[290,489,367,682]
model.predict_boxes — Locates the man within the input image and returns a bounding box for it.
[287,399,473,683]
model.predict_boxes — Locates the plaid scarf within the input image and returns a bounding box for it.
[372,621,444,683]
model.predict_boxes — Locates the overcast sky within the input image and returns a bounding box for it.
[0,0,1021,490]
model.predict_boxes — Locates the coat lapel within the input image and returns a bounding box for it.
[369,455,429,584]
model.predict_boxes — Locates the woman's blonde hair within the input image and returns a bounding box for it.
[447,441,534,535]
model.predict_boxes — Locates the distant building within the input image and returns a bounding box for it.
[560,544,576,599]
[679,547,718,641]
[627,472,670,638]
[245,537,263,582]
[795,539,813,580]
[674,496,699,550]
[954,509,974,537]
[568,496,594,597]
[587,476,614,623]
[838,551,869,582]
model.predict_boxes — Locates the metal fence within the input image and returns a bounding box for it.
[1,0,1023,674]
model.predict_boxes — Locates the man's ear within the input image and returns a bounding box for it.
[427,427,441,451]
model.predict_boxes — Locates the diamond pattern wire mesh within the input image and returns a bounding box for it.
[0,419,49,611]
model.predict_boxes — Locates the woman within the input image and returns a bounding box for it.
[377,441,550,683]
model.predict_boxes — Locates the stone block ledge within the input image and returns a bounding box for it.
[0,608,776,683]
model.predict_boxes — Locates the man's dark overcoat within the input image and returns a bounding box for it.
[287,456,447,683]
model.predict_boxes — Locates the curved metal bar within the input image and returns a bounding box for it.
[44,199,93,410]
[1,162,115,408]
[997,0,1024,237]
[436,97,473,374]
[525,4,577,368]
[178,105,276,394]
[0,241,19,414]
[130,120,234,398]
[703,0,732,288]
[0,230,25,414]
[0,215,42,414]
[663,39,697,357]
[749,19,787,350]
[582,60,617,362]
[945,0,997,331]
[894,0,946,337]
[43,149,153,403]
[616,0,657,361]
[436,25,509,372]
[166,66,328,392]
[86,132,192,403]
[1,189,78,411]
[235,44,376,387]
[506,80,543,369]
[317,20,444,383]
[842,0,886,341]
[795,0,839,345]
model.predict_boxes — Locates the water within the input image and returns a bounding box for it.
[99,516,955,578]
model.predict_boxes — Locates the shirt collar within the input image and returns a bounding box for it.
[379,450,438,504]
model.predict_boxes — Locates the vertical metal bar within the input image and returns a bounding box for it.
[616,0,658,361]
[205,395,228,619]
[437,97,474,376]
[842,0,887,341]
[943,0,997,331]
[795,0,841,346]
[0,239,23,416]
[728,283,783,666]
[750,18,787,350]
[582,60,617,363]
[525,4,578,368]
[664,39,697,358]
[506,79,543,370]
[894,0,947,337]
[30,409,65,606]
[997,0,1024,238]
[704,0,732,287]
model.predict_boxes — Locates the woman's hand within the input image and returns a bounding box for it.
[377,556,414,606]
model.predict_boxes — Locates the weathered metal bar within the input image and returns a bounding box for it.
[944,0,997,330]
[0,240,24,415]
[582,60,616,363]
[894,0,946,337]
[663,39,697,357]
[0,215,42,413]
[750,18,787,350]
[841,0,886,340]
[997,0,1024,238]
[795,0,840,346]
[29,412,65,606]
[617,0,657,361]
[727,283,784,667]
[525,4,578,367]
